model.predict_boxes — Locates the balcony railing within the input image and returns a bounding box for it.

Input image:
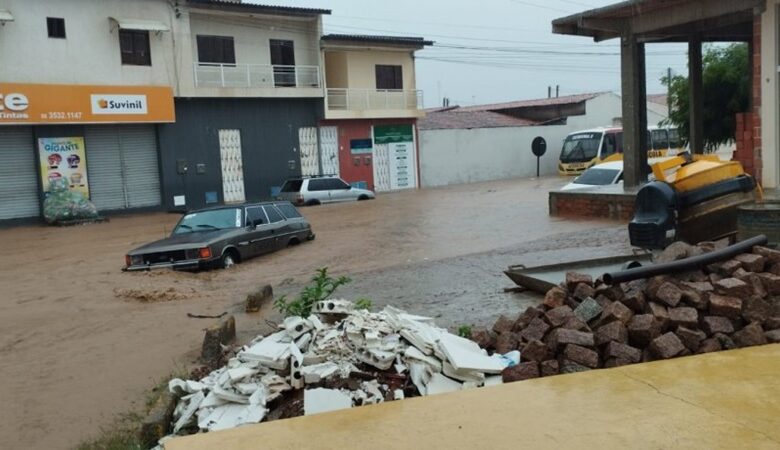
[194,63,321,89]
[327,88,423,111]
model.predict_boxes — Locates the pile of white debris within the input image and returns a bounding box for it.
[159,300,517,442]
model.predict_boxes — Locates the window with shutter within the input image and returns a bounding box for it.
[375,65,403,90]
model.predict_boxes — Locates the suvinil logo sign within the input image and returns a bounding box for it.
[90,94,148,115]
[0,92,30,119]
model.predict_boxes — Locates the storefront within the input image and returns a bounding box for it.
[317,118,419,192]
[0,83,175,221]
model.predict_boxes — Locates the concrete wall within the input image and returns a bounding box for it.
[419,93,669,187]
[761,2,779,188]
[324,51,349,88]
[0,0,177,86]
[157,97,321,211]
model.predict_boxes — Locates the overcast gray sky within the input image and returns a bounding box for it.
[262,0,689,107]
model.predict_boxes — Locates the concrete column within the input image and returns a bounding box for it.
[688,36,704,153]
[621,34,648,188]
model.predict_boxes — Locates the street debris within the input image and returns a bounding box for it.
[474,242,780,379]
[155,302,518,446]
[187,312,228,319]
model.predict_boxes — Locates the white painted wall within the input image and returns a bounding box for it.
[419,93,669,187]
[761,1,779,188]
[0,0,177,87]
[0,0,323,98]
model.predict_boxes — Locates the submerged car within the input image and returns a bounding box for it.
[276,176,375,206]
[124,201,314,271]
[561,157,677,191]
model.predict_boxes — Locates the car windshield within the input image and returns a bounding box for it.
[173,208,242,234]
[560,132,603,163]
[280,179,303,192]
[574,168,620,186]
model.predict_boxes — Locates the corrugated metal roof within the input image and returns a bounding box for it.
[455,92,608,113]
[418,110,538,130]
[187,0,331,16]
[321,34,433,47]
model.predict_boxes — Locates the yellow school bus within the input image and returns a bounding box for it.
[558,126,682,176]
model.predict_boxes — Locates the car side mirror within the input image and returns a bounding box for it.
[347,185,352,190]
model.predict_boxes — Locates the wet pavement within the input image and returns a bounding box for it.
[0,176,628,449]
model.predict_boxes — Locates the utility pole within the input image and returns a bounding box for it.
[548,86,551,98]
[667,67,672,118]
[556,85,560,98]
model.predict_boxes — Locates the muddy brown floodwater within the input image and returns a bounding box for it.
[0,176,626,449]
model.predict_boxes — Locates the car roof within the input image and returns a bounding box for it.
[588,155,677,172]
[189,201,294,213]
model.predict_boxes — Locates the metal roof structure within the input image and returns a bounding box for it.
[321,34,433,48]
[186,0,331,17]
[418,110,538,130]
[455,92,606,113]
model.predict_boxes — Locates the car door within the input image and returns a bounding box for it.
[328,178,354,202]
[306,178,330,203]
[244,206,272,257]
[262,205,287,250]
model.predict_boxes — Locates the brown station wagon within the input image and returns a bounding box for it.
[124,201,314,271]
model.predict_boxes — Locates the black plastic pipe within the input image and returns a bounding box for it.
[602,234,768,285]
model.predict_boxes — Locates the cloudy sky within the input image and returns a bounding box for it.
[261,0,690,107]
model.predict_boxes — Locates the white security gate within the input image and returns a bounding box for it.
[298,127,319,177]
[372,143,391,192]
[85,125,161,211]
[0,127,39,220]
[319,126,339,177]
[218,129,246,203]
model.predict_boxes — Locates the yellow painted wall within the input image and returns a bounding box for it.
[345,50,417,90]
[324,51,349,88]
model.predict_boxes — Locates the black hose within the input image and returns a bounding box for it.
[602,235,768,285]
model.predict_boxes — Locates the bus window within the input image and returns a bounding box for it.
[651,129,669,151]
[668,128,681,149]
[616,132,624,153]
[601,133,617,157]
[559,132,603,163]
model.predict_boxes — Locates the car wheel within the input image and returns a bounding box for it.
[305,199,321,206]
[221,250,238,269]
[357,194,369,201]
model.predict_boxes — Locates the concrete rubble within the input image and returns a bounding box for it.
[474,243,780,379]
[155,302,518,446]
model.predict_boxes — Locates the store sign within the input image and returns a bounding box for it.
[373,125,414,145]
[350,138,373,154]
[0,83,174,125]
[389,142,416,190]
[38,137,90,198]
[90,94,148,115]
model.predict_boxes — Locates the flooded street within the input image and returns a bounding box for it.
[0,176,625,449]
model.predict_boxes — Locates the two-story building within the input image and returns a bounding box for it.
[0,0,329,221]
[318,34,431,192]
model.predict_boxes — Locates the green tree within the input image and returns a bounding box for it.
[663,43,750,152]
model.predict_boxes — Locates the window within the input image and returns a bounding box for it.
[651,129,669,150]
[246,207,267,226]
[307,179,329,191]
[376,65,403,90]
[263,205,284,223]
[119,29,151,66]
[601,134,617,157]
[197,35,236,64]
[280,179,303,193]
[275,203,302,219]
[327,178,350,190]
[270,39,296,87]
[668,128,681,148]
[47,17,66,38]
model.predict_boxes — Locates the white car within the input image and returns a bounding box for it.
[561,157,675,191]
[276,176,376,206]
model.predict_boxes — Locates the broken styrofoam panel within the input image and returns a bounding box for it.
[227,367,258,383]
[168,379,205,396]
[437,333,505,374]
[200,391,229,409]
[283,316,312,339]
[355,348,396,370]
[442,361,485,384]
[404,346,443,372]
[234,382,260,396]
[462,381,479,390]
[409,362,432,396]
[307,314,325,330]
[198,403,267,431]
[425,373,462,396]
[294,333,312,352]
[394,389,405,400]
[303,388,353,415]
[212,385,249,404]
[484,375,504,387]
[312,299,355,314]
[360,380,385,405]
[238,340,291,370]
[173,391,205,433]
[248,384,269,406]
[300,362,340,384]
[290,343,304,389]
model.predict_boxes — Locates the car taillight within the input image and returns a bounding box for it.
[296,194,304,205]
[125,255,132,266]
[198,247,212,259]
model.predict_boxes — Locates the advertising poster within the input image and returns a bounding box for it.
[389,142,416,190]
[38,137,89,198]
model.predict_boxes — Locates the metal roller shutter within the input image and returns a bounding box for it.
[85,125,161,211]
[0,127,39,220]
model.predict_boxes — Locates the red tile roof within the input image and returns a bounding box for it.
[455,92,608,113]
[418,110,538,130]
